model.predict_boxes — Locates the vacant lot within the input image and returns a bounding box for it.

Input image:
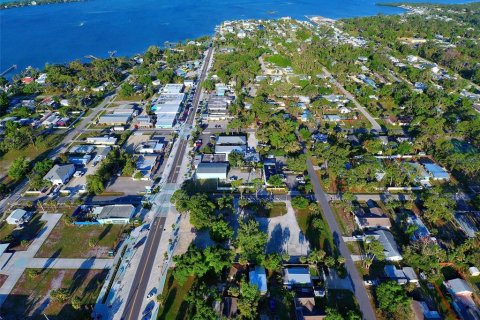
[1,268,107,320]
[37,219,125,258]
[158,271,195,320]
[248,201,287,218]
[0,213,46,250]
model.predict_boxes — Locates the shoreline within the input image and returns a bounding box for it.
[0,0,84,10]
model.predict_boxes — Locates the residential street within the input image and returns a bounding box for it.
[322,67,383,132]
[307,159,376,320]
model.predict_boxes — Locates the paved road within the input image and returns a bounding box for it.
[306,159,376,320]
[121,216,166,320]
[121,47,213,320]
[0,82,122,214]
[28,258,113,269]
[322,67,383,132]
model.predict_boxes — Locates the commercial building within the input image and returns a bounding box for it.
[86,136,118,145]
[154,113,177,129]
[206,96,231,120]
[98,114,132,126]
[135,140,165,154]
[92,204,136,224]
[44,164,76,185]
[69,155,91,166]
[162,83,184,94]
[196,162,228,180]
[135,155,159,180]
[216,136,247,145]
[6,209,31,225]
[69,145,95,154]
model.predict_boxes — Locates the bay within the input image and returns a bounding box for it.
[0,0,473,72]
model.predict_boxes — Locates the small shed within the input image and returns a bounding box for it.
[468,267,480,277]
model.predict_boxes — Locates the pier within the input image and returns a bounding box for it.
[0,65,17,77]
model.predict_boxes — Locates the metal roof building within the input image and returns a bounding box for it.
[196,162,228,180]
[216,136,247,145]
[92,204,135,224]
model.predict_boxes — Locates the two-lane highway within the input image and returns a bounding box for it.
[121,46,213,320]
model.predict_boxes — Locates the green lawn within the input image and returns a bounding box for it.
[37,218,125,258]
[250,202,288,218]
[158,270,195,320]
[295,208,336,255]
[0,213,46,250]
[1,268,107,320]
[0,134,64,177]
[267,54,292,67]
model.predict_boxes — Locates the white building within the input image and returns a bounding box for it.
[92,204,135,224]
[86,136,118,145]
[44,164,76,185]
[196,162,228,180]
[6,209,31,225]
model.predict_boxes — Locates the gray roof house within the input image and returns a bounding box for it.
[92,204,136,224]
[44,164,75,185]
[365,229,403,261]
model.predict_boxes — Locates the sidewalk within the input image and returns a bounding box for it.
[27,258,113,269]
[0,213,62,306]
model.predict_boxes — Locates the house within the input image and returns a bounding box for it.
[339,106,351,114]
[69,144,95,154]
[284,267,312,289]
[135,141,165,154]
[301,110,312,122]
[249,266,268,295]
[135,115,153,128]
[92,204,135,224]
[135,155,159,180]
[354,207,391,230]
[384,265,418,285]
[294,292,326,320]
[365,229,403,261]
[423,163,449,180]
[263,158,278,185]
[406,213,431,241]
[6,209,32,225]
[69,155,91,166]
[86,136,118,145]
[219,297,238,319]
[411,300,441,320]
[444,278,480,320]
[323,114,342,122]
[44,164,75,185]
[215,145,246,161]
[196,162,228,180]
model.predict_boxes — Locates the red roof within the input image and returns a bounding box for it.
[21,77,34,84]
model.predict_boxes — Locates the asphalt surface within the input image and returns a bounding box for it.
[121,216,166,320]
[306,159,376,320]
[121,47,212,320]
[322,67,383,133]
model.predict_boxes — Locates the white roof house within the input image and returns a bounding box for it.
[6,209,31,225]
[283,267,312,288]
[196,162,228,180]
[135,141,165,154]
[92,204,135,224]
[216,136,247,145]
[44,164,75,185]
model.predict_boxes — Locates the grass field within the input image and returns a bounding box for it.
[157,270,195,320]
[1,268,107,320]
[249,201,288,218]
[295,207,335,255]
[36,218,125,258]
[0,213,46,250]
[0,133,64,177]
[267,54,292,68]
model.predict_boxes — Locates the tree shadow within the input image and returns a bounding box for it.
[98,224,112,241]
[158,287,177,320]
[41,248,62,272]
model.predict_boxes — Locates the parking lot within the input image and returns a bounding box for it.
[228,168,262,184]
[104,176,152,194]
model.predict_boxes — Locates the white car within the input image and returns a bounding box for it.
[73,171,84,177]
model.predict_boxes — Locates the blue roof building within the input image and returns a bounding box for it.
[249,266,267,294]
[423,163,449,180]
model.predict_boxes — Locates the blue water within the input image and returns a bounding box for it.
[0,0,474,73]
